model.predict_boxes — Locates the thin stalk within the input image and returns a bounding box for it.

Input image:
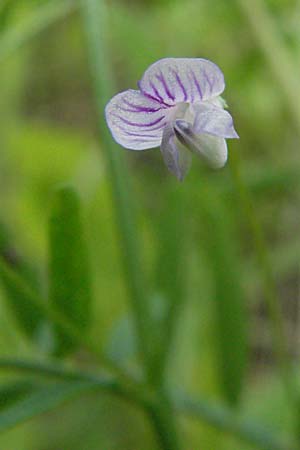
[147,392,181,450]
[81,0,151,373]
[0,358,180,449]
[236,0,300,130]
[0,256,131,384]
[150,184,187,386]
[0,358,143,405]
[175,391,295,450]
[0,358,292,450]
[80,1,181,448]
[0,358,114,384]
[0,0,77,63]
[234,0,300,434]
[0,359,179,449]
[229,151,297,416]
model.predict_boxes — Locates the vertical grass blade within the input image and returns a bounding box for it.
[81,2,181,448]
[48,185,92,356]
[0,223,44,339]
[81,0,151,371]
[199,187,248,406]
[150,183,187,385]
[0,0,77,64]
[237,0,300,130]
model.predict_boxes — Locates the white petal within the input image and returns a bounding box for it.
[160,123,191,180]
[174,120,228,169]
[193,134,228,169]
[105,89,167,150]
[138,58,225,106]
[192,102,239,138]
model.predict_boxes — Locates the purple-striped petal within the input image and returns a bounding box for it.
[105,89,168,150]
[192,102,239,138]
[160,123,191,180]
[138,58,225,106]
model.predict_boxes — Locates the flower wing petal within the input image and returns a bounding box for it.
[193,102,239,138]
[160,123,192,180]
[192,134,228,169]
[105,89,167,150]
[173,120,227,169]
[138,58,225,105]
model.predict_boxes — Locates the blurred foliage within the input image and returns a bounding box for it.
[48,186,92,356]
[0,0,300,449]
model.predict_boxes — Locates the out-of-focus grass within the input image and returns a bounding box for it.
[0,0,300,449]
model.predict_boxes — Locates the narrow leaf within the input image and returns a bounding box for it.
[0,0,76,63]
[199,187,248,406]
[0,381,96,434]
[0,380,36,411]
[150,182,187,383]
[48,186,92,356]
[0,223,44,339]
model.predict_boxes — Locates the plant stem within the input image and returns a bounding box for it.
[0,0,77,63]
[175,391,295,450]
[147,391,181,450]
[0,358,112,384]
[149,183,187,386]
[0,256,130,383]
[0,358,293,450]
[0,358,181,450]
[236,0,300,130]
[0,358,140,403]
[80,1,181,448]
[235,0,300,438]
[81,0,151,373]
[82,0,182,450]
[229,151,297,416]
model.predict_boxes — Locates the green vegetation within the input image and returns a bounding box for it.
[0,0,299,449]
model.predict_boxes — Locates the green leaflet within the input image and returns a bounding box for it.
[48,186,92,356]
[0,223,44,340]
[0,381,97,434]
[0,380,36,411]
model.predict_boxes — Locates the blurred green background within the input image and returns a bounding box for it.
[0,0,300,449]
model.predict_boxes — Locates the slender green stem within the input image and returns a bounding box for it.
[81,0,151,373]
[236,0,300,130]
[147,391,181,450]
[236,0,300,439]
[80,2,181,448]
[175,392,295,450]
[0,358,292,450]
[0,358,111,384]
[150,184,187,386]
[0,359,180,449]
[0,256,131,384]
[0,358,139,403]
[229,151,297,412]
[0,0,77,63]
[0,358,179,449]
[234,0,300,433]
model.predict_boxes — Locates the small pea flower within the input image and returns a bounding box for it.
[105,58,238,181]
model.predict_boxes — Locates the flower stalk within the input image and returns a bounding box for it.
[81,0,151,373]
[80,0,180,448]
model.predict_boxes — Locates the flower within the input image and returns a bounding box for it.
[105,58,238,181]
